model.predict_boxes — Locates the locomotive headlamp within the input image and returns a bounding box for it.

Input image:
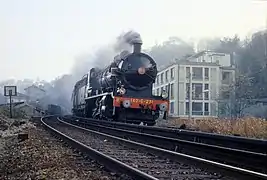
[118,87,126,95]
[122,100,131,108]
[159,103,168,111]
[138,67,146,75]
[161,91,168,99]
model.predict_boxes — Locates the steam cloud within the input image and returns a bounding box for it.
[114,31,142,52]
[0,30,196,115]
[71,30,142,79]
[55,30,143,112]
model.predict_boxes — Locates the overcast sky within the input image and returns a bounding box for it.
[0,0,266,81]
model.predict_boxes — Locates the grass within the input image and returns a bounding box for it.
[0,106,27,119]
[157,117,267,139]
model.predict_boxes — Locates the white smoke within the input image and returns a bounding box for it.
[50,30,143,112]
[71,30,142,80]
[114,30,142,52]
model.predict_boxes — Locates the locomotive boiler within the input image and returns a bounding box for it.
[72,39,169,125]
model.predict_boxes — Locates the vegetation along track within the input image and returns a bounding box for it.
[42,116,266,180]
[63,116,267,173]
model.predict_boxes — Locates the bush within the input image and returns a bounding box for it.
[0,106,27,119]
[158,117,267,139]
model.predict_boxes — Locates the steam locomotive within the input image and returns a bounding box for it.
[71,40,169,126]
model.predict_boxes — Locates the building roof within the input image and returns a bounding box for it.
[16,92,29,98]
[187,50,229,59]
[24,85,46,92]
[157,50,234,73]
[220,66,235,70]
[187,51,207,58]
[158,59,220,72]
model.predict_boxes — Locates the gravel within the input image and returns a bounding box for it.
[50,120,236,180]
[0,119,131,180]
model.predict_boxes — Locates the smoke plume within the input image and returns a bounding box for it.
[71,30,142,80]
[1,30,195,115]
[49,30,143,112]
[114,30,142,52]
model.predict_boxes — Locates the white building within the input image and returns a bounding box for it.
[24,85,46,102]
[153,50,235,118]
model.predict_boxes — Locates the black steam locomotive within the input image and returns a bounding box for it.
[72,40,169,125]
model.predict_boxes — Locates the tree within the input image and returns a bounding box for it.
[197,37,221,51]
[145,37,195,68]
[218,74,254,118]
[216,31,267,118]
[238,30,267,98]
[216,35,241,54]
[0,93,5,104]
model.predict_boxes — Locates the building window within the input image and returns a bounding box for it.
[156,75,159,85]
[165,85,168,93]
[165,70,169,82]
[214,56,220,64]
[186,102,189,115]
[186,83,190,99]
[204,84,209,100]
[170,83,174,99]
[171,68,175,80]
[192,67,203,80]
[186,67,190,79]
[161,87,164,95]
[192,83,203,100]
[192,102,203,115]
[204,68,209,80]
[204,103,209,115]
[156,89,159,96]
[170,102,174,114]
[160,73,164,84]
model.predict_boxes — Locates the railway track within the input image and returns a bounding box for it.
[42,116,267,180]
[65,115,266,154]
[62,116,267,174]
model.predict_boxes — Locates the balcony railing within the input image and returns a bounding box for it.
[185,111,203,115]
[192,75,203,80]
[192,94,203,100]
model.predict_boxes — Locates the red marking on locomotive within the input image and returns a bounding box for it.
[113,96,169,111]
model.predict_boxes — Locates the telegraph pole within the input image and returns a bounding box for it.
[188,72,192,120]
[9,90,12,118]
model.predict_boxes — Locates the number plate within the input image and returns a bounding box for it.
[130,98,153,104]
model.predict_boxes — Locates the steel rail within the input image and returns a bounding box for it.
[65,115,267,154]
[57,117,267,180]
[63,116,267,173]
[41,116,158,180]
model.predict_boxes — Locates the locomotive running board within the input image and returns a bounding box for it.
[85,92,114,100]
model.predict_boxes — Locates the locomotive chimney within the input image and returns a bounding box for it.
[133,41,142,53]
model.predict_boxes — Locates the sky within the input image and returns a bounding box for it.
[0,0,266,82]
